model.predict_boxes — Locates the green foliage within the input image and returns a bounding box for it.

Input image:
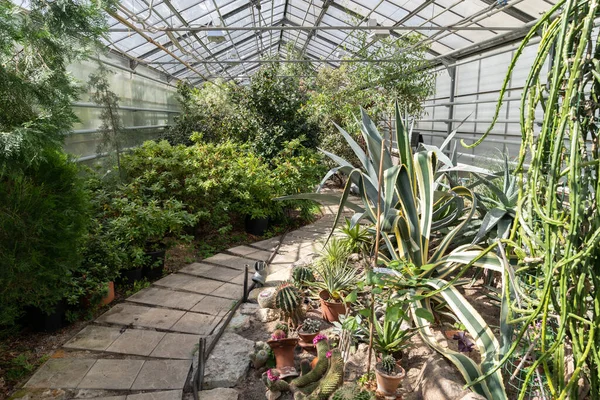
[0,0,112,171]
[0,151,89,326]
[337,218,372,254]
[311,238,359,301]
[380,355,397,375]
[125,279,151,297]
[468,1,600,398]
[369,304,416,357]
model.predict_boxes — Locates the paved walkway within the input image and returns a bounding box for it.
[16,204,349,400]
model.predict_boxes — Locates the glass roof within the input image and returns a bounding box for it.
[105,0,558,84]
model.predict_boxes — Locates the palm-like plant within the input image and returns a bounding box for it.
[280,104,508,399]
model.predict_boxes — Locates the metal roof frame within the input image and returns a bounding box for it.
[104,0,559,85]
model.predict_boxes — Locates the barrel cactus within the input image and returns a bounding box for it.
[292,266,315,285]
[380,354,397,375]
[275,282,303,326]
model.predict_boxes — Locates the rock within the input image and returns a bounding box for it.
[258,308,279,322]
[240,303,259,315]
[266,390,281,400]
[199,388,239,400]
[258,288,277,309]
[412,353,486,400]
[203,332,254,389]
[247,288,262,303]
[226,312,251,332]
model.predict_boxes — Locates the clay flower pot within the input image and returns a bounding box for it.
[99,281,115,306]
[319,290,347,323]
[375,363,406,396]
[267,338,298,369]
[297,325,319,346]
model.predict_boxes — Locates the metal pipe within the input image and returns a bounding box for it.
[107,24,522,32]
[72,102,179,113]
[72,124,168,135]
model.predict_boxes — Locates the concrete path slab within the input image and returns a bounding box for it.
[179,263,246,283]
[150,333,201,359]
[210,283,244,300]
[248,237,281,251]
[25,359,96,389]
[170,312,217,335]
[127,287,205,311]
[130,360,192,390]
[202,253,255,270]
[227,246,272,261]
[105,329,165,356]
[78,359,144,390]
[97,304,185,331]
[154,274,224,295]
[63,325,122,352]
[127,390,183,399]
[190,296,237,316]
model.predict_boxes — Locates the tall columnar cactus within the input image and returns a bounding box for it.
[263,369,291,392]
[292,266,315,285]
[291,335,329,388]
[275,282,303,326]
[332,383,374,400]
[308,349,344,400]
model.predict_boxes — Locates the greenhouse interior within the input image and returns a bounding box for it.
[1,0,599,399]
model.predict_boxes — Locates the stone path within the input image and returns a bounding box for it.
[16,204,351,400]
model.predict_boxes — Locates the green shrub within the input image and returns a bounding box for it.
[0,151,89,326]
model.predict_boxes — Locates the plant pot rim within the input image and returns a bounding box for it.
[318,289,345,304]
[297,325,320,335]
[267,338,299,347]
[375,363,406,379]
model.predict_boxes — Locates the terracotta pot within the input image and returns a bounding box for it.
[99,281,115,306]
[319,290,347,323]
[267,338,298,369]
[297,325,319,345]
[444,329,461,340]
[375,363,406,396]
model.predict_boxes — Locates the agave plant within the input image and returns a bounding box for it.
[368,303,416,358]
[280,104,508,399]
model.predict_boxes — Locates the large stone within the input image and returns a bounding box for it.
[257,308,279,323]
[412,353,486,400]
[198,388,239,400]
[225,312,251,333]
[127,391,182,400]
[202,332,254,389]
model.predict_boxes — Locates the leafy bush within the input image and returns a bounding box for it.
[121,139,324,232]
[0,151,89,326]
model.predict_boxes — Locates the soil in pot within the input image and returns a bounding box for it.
[244,215,269,236]
[267,338,298,370]
[142,249,166,281]
[375,363,406,396]
[319,290,347,323]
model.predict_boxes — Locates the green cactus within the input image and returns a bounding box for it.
[275,282,303,326]
[296,381,319,395]
[267,379,291,392]
[292,266,315,285]
[250,349,269,368]
[291,339,329,388]
[275,322,289,334]
[308,349,344,400]
[332,383,375,400]
[380,354,397,375]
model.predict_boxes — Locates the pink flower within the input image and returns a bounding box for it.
[326,351,332,359]
[313,334,328,345]
[266,369,279,381]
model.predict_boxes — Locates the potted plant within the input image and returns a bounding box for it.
[266,327,298,374]
[311,239,359,322]
[297,318,321,346]
[375,354,405,396]
[370,304,416,365]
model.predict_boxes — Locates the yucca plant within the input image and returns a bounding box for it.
[311,237,360,301]
[280,105,508,399]
[368,303,416,358]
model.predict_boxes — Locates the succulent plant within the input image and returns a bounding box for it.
[380,355,397,375]
[292,266,315,285]
[308,349,344,400]
[291,338,329,388]
[275,322,289,334]
[271,329,287,340]
[332,383,375,400]
[263,369,291,392]
[275,282,303,326]
[300,318,321,334]
[250,349,269,368]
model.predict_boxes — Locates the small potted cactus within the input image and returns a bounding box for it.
[267,325,298,373]
[297,318,321,346]
[375,355,405,396]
